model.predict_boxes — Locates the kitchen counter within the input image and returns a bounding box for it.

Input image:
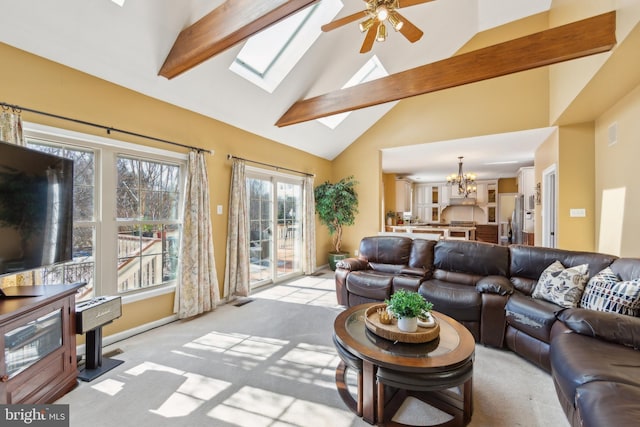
[383,225,476,240]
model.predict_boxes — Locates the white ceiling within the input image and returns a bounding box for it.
[0,0,552,176]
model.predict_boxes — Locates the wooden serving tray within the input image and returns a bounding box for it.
[364,303,440,343]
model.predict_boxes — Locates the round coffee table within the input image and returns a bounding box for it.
[333,303,475,426]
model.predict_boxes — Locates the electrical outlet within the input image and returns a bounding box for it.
[354,250,359,256]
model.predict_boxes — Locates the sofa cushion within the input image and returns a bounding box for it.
[434,240,509,276]
[505,292,560,343]
[580,267,640,316]
[418,279,481,321]
[369,262,405,274]
[408,238,436,271]
[359,236,412,266]
[575,382,640,427]
[550,331,640,407]
[532,261,589,308]
[346,271,393,300]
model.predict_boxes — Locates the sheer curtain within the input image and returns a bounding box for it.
[223,158,250,299]
[303,175,317,274]
[175,150,220,319]
[0,108,33,288]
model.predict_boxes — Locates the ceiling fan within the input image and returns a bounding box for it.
[321,0,434,53]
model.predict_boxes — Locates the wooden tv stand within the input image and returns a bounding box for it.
[0,283,84,403]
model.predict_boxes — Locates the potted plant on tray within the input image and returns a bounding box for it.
[314,175,359,270]
[385,290,434,332]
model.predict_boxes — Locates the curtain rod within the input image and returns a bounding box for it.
[227,154,314,177]
[1,101,212,154]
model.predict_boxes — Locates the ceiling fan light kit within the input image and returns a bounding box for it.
[376,23,387,42]
[323,0,430,53]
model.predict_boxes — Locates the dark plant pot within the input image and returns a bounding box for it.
[328,252,349,271]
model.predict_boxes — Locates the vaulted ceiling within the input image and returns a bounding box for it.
[0,0,615,180]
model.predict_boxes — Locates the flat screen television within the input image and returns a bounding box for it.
[0,140,74,277]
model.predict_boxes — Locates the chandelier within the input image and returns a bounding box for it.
[446,156,477,197]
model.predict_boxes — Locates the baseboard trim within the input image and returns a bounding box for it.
[76,314,179,357]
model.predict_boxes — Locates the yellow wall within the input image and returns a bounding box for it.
[595,83,640,257]
[382,173,397,220]
[0,42,332,334]
[534,130,559,245]
[556,124,596,251]
[498,178,518,194]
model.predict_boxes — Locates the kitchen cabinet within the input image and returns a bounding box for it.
[518,167,535,208]
[414,183,440,222]
[395,179,413,213]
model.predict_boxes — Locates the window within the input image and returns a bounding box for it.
[24,124,187,300]
[26,139,96,301]
[316,55,389,129]
[116,157,181,292]
[230,0,343,93]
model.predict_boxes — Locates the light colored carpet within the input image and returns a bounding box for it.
[58,274,569,427]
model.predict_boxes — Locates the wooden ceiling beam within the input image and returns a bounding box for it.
[159,0,319,79]
[275,11,616,127]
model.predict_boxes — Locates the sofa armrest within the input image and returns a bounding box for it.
[400,266,429,278]
[476,275,514,296]
[335,257,368,271]
[557,308,640,350]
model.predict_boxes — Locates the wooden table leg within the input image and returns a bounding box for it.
[463,376,473,423]
[362,360,377,424]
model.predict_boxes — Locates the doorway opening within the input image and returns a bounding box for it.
[542,164,557,248]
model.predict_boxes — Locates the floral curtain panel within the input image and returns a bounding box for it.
[175,150,220,319]
[303,175,316,274]
[0,108,33,288]
[223,158,250,299]
[0,107,25,146]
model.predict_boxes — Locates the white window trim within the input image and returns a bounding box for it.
[23,122,188,301]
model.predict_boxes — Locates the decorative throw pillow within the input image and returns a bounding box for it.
[580,267,640,316]
[532,260,589,308]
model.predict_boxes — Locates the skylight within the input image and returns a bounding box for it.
[229,0,342,93]
[316,55,389,129]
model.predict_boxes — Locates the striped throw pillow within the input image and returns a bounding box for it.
[580,267,640,316]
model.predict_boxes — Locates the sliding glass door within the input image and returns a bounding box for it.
[247,169,303,288]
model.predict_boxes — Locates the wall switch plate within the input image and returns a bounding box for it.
[570,208,586,217]
[217,205,223,215]
[354,250,359,256]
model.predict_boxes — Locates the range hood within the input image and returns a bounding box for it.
[448,197,478,206]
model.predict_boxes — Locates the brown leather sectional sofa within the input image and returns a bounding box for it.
[334,235,640,427]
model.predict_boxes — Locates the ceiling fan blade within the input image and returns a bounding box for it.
[397,0,436,8]
[360,21,379,54]
[395,11,424,43]
[321,10,368,32]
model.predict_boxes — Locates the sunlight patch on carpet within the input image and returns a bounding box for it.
[392,396,455,426]
[208,385,353,427]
